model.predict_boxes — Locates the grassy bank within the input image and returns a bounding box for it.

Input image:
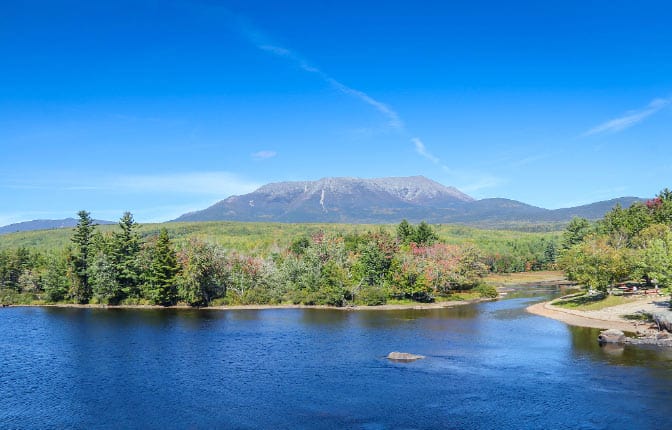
[553,294,630,311]
[484,270,565,286]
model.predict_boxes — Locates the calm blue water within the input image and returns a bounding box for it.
[1,285,671,429]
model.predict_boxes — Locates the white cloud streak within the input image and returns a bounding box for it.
[2,172,261,197]
[584,97,671,136]
[113,172,261,196]
[256,42,403,129]
[412,137,439,164]
[251,150,277,160]
[457,175,505,193]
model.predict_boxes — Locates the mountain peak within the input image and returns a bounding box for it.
[253,176,473,203]
[175,176,474,223]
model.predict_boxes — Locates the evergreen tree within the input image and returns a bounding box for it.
[1,248,31,291]
[413,221,439,246]
[145,228,179,306]
[113,212,141,299]
[561,217,592,250]
[396,219,415,245]
[289,236,311,256]
[543,241,558,266]
[70,210,95,303]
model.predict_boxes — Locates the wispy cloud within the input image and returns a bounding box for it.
[230,12,467,175]
[412,137,440,164]
[256,42,403,129]
[507,153,552,168]
[411,137,456,174]
[456,175,505,194]
[113,172,261,196]
[251,150,277,160]
[232,13,406,127]
[2,171,260,197]
[324,77,403,129]
[584,97,671,136]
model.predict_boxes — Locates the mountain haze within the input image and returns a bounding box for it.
[174,176,645,224]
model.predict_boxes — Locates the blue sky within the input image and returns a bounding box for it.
[1,0,671,225]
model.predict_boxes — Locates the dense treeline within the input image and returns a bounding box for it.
[0,213,560,307]
[0,221,560,271]
[558,188,672,297]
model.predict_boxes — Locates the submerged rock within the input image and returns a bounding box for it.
[597,329,625,344]
[387,352,425,362]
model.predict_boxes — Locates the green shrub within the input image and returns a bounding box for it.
[210,297,231,306]
[356,285,387,306]
[475,283,498,299]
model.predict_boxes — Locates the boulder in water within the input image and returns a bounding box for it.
[597,329,625,344]
[387,352,425,362]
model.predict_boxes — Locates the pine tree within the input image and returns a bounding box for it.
[113,212,141,299]
[396,219,415,245]
[70,210,95,303]
[145,228,179,306]
[413,221,439,246]
[544,241,558,267]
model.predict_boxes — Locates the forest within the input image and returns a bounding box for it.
[559,188,672,297]
[0,214,559,307]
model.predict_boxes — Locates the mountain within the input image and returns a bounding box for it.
[0,218,115,235]
[437,197,645,223]
[175,176,473,223]
[173,176,646,225]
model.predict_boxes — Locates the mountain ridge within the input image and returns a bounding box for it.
[0,218,116,235]
[173,176,645,225]
[1,177,647,233]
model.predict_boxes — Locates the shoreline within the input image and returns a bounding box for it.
[4,271,570,312]
[526,301,642,332]
[8,298,487,312]
[527,294,672,335]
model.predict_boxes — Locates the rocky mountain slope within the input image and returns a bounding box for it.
[173,176,644,224]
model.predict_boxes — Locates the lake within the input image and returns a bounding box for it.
[1,284,671,429]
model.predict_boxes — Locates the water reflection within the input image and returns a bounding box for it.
[568,325,672,370]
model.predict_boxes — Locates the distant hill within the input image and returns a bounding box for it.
[173,176,646,225]
[0,218,115,235]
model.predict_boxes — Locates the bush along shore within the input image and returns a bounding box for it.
[1,213,516,308]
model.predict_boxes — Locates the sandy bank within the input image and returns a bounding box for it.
[527,295,670,333]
